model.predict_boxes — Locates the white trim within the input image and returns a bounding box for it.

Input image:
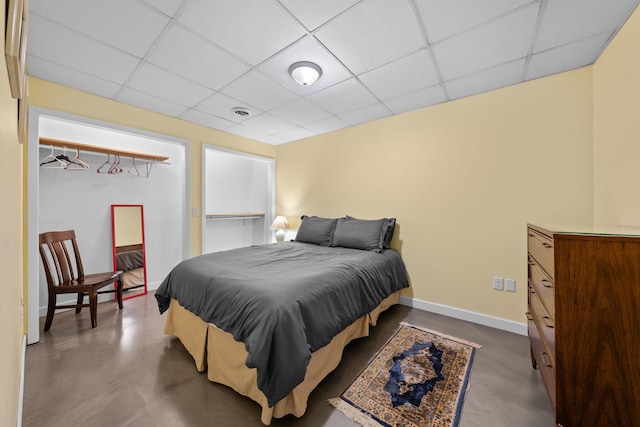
[399,296,527,336]
[27,106,40,345]
[17,334,26,427]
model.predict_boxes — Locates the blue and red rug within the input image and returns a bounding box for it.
[329,323,480,427]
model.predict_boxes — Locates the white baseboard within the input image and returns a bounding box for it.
[17,334,25,427]
[399,296,527,336]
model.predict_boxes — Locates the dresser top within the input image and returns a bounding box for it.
[528,223,640,237]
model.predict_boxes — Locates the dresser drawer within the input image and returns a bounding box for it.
[528,256,555,315]
[528,285,555,358]
[527,228,554,279]
[527,309,556,411]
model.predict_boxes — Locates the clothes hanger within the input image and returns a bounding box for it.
[127,157,140,176]
[108,154,123,174]
[54,146,76,165]
[40,146,68,169]
[64,148,90,171]
[97,153,112,173]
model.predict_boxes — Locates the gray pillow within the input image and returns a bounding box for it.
[295,215,338,246]
[332,217,388,251]
[381,217,396,249]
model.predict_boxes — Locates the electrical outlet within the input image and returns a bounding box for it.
[506,279,516,292]
[493,276,504,291]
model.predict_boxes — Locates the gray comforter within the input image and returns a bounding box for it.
[155,241,409,406]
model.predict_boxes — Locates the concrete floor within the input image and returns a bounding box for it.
[23,292,555,426]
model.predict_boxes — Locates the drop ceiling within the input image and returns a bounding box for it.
[27,0,640,145]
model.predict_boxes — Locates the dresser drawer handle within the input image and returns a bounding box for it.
[543,316,554,328]
[542,242,552,248]
[541,279,553,288]
[540,352,553,367]
[526,312,533,321]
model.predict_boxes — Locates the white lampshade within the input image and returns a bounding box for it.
[270,216,289,242]
[289,61,322,86]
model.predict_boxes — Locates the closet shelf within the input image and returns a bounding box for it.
[206,213,265,220]
[39,137,170,162]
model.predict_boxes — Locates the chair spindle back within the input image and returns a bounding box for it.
[39,230,86,287]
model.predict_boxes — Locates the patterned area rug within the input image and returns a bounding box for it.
[329,322,480,427]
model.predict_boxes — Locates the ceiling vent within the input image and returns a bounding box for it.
[231,107,251,118]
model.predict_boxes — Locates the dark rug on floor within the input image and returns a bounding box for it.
[329,322,480,427]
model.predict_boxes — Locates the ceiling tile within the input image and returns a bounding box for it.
[179,109,235,130]
[339,103,392,126]
[27,56,122,98]
[535,0,639,52]
[117,87,190,117]
[126,62,214,107]
[257,134,289,145]
[278,0,360,31]
[432,3,540,81]
[195,93,262,123]
[220,71,299,111]
[226,124,268,140]
[307,79,378,115]
[527,32,612,80]
[142,0,185,17]
[446,59,525,100]
[303,116,349,134]
[28,14,141,84]
[258,36,352,96]
[359,49,440,101]
[177,0,306,65]
[315,0,425,74]
[30,0,169,58]
[414,0,533,43]
[384,85,448,115]
[243,113,296,135]
[270,98,332,126]
[148,24,250,90]
[275,126,315,142]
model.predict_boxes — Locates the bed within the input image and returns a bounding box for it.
[115,245,145,291]
[155,216,409,424]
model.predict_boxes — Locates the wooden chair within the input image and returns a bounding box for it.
[39,230,124,331]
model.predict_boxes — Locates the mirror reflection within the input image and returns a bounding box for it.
[111,204,147,299]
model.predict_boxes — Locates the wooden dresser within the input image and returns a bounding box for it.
[527,224,640,427]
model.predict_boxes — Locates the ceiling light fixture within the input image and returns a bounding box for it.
[289,61,322,86]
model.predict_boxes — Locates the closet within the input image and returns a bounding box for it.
[29,112,188,343]
[203,146,275,254]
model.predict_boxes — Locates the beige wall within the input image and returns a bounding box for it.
[1,0,25,424]
[593,7,640,226]
[28,78,276,255]
[276,68,594,322]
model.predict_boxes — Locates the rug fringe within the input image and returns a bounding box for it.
[399,321,482,348]
[328,398,381,427]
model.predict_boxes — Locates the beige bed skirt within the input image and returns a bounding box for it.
[163,291,400,425]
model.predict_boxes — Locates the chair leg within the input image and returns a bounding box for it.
[89,292,98,328]
[44,293,56,331]
[116,279,123,310]
[75,293,84,313]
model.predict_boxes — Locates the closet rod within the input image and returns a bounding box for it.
[39,137,170,162]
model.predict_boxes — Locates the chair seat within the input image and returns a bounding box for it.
[55,271,123,293]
